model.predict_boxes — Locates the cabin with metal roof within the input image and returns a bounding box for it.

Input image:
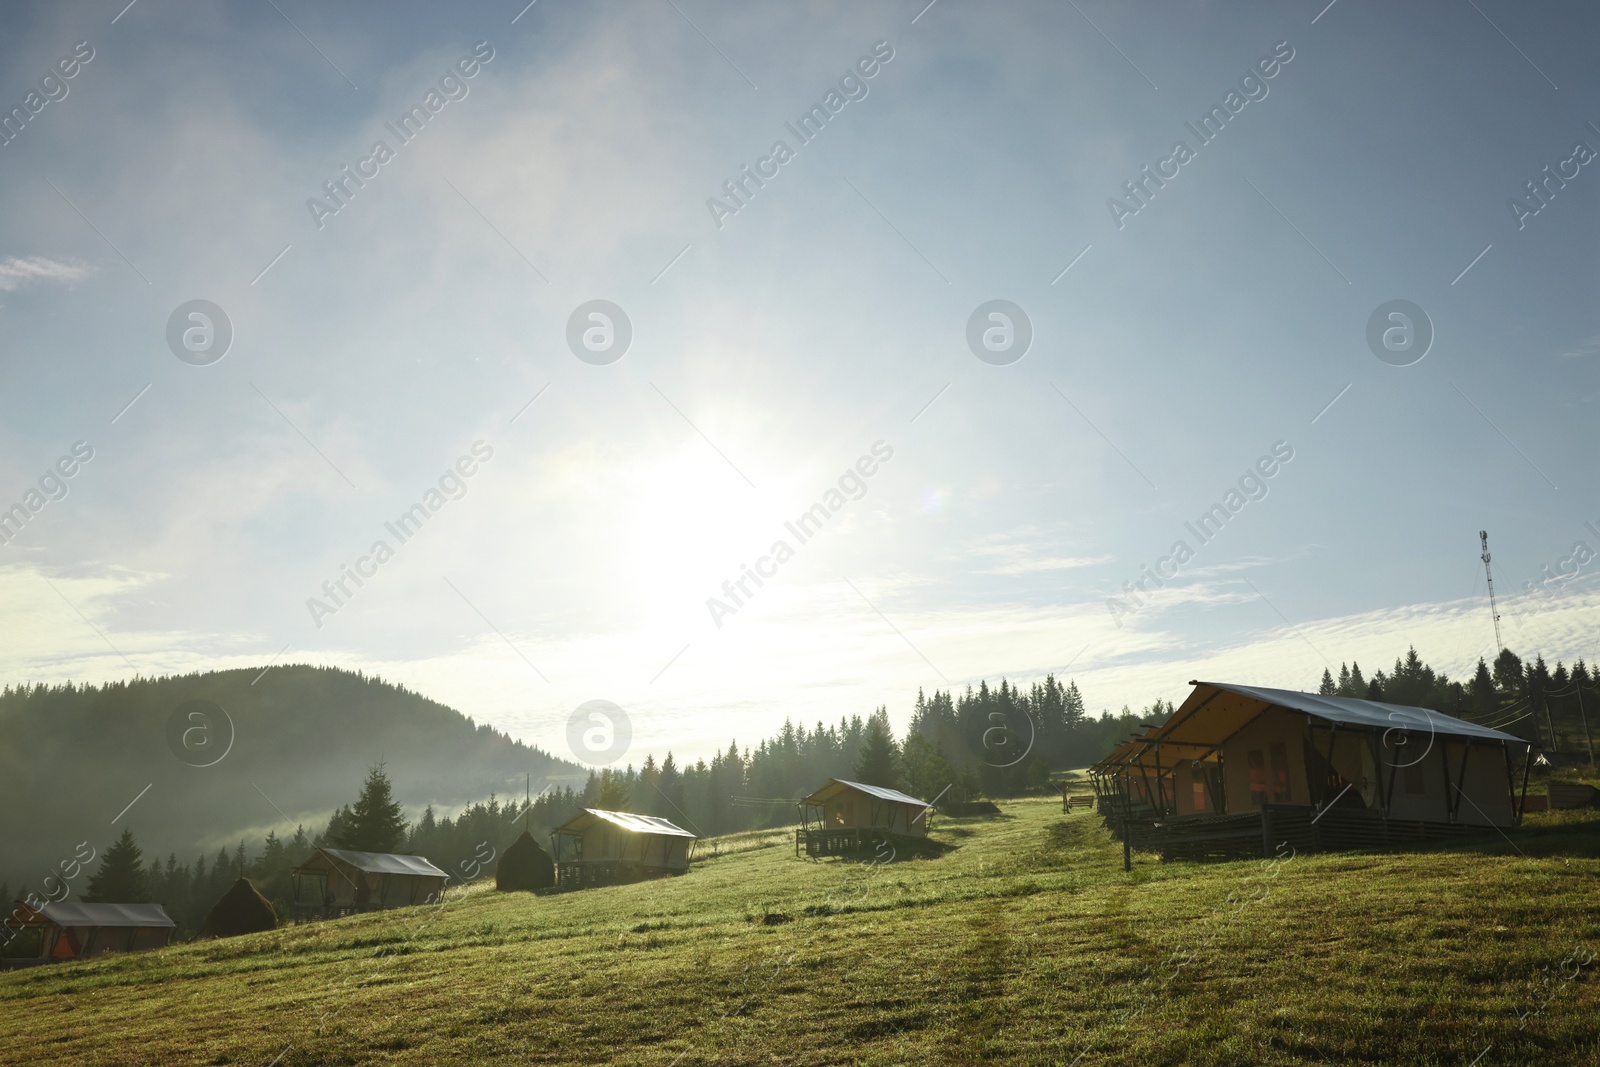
[290,847,449,919]
[549,809,697,890]
[795,779,934,858]
[1087,681,1536,863]
[2,901,174,966]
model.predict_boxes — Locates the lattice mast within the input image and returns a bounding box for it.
[1480,530,1504,653]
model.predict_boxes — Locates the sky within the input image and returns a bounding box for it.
[0,0,1596,773]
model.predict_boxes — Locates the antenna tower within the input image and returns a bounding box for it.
[1480,530,1504,653]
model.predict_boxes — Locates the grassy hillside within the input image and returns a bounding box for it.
[2,794,1597,1065]
[0,665,582,894]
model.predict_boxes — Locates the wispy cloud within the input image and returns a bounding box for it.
[976,554,1111,576]
[1557,334,1600,361]
[0,256,91,292]
[963,528,1110,575]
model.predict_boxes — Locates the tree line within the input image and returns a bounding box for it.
[1316,647,1598,757]
[12,644,1590,943]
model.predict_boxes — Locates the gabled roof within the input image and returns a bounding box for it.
[306,848,448,878]
[32,902,174,928]
[1092,680,1529,775]
[554,808,697,839]
[800,778,931,809]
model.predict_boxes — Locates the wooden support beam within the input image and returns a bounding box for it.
[1516,743,1533,825]
[1452,742,1473,826]
[1438,736,1456,823]
[1366,729,1389,819]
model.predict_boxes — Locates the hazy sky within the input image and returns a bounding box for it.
[1,0,1596,771]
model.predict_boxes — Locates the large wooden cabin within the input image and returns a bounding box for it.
[1089,681,1535,862]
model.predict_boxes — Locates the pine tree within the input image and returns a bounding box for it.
[1319,668,1336,695]
[1063,680,1086,726]
[597,768,631,810]
[85,827,150,903]
[1470,658,1498,717]
[853,708,901,788]
[334,763,407,853]
[656,753,686,822]
[1493,649,1525,695]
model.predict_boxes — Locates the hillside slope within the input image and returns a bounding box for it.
[1,797,1597,1065]
[0,665,582,894]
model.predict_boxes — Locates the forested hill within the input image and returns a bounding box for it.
[0,665,581,893]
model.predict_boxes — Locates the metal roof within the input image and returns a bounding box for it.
[1187,681,1527,744]
[555,808,698,838]
[36,902,174,928]
[800,778,931,809]
[311,848,449,878]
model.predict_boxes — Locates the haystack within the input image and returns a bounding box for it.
[203,877,278,938]
[496,831,555,891]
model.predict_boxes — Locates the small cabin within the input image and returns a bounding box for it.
[1089,680,1535,863]
[290,848,448,919]
[2,901,174,965]
[549,809,697,890]
[795,779,932,858]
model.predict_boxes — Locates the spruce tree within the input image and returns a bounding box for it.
[853,709,902,788]
[1063,680,1086,726]
[84,827,150,903]
[1319,668,1336,695]
[1349,662,1367,694]
[335,763,407,853]
[597,768,632,810]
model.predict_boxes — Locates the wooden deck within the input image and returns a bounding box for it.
[793,827,943,860]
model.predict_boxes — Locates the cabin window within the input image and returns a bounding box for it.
[1191,765,1207,812]
[1270,743,1291,802]
[1247,749,1267,806]
[1404,762,1425,795]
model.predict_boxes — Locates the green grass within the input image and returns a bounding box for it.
[3,797,1599,1065]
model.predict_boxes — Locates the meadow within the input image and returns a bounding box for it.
[2,793,1597,1066]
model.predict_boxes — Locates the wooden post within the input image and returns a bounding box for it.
[1368,730,1390,819]
[1576,682,1596,767]
[1441,737,1462,824]
[1541,683,1558,756]
[1121,774,1132,872]
[1515,744,1533,825]
[1152,742,1165,818]
[1452,743,1473,826]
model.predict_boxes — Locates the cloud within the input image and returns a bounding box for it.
[962,528,1111,575]
[1557,334,1600,361]
[0,256,90,291]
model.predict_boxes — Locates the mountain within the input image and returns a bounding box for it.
[0,665,582,896]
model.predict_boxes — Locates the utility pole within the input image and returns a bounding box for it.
[1480,530,1504,653]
